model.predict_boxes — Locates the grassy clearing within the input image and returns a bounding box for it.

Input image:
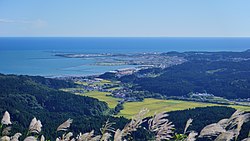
[117,98,250,118]
[229,105,250,111]
[108,87,121,91]
[75,81,88,85]
[75,79,114,86]
[80,91,121,108]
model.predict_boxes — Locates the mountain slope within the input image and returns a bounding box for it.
[0,74,117,139]
[121,60,250,99]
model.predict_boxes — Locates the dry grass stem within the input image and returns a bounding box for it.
[113,129,122,141]
[199,123,226,137]
[241,137,250,141]
[121,108,149,137]
[1,111,11,125]
[57,119,73,132]
[184,118,193,134]
[100,133,111,141]
[11,133,22,141]
[28,118,42,134]
[76,130,101,141]
[0,136,10,141]
[100,120,115,134]
[148,112,169,132]
[148,112,174,141]
[23,136,37,141]
[40,135,45,141]
[185,131,198,141]
[155,121,174,141]
[214,131,235,141]
[2,127,11,136]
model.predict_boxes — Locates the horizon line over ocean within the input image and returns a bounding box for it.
[1,37,250,52]
[1,37,250,77]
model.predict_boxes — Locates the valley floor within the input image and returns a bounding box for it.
[69,90,250,119]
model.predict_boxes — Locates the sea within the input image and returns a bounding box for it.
[1,37,250,77]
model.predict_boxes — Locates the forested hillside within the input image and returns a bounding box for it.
[0,74,128,140]
[1,74,249,140]
[119,60,250,99]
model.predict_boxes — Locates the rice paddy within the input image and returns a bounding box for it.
[69,80,250,119]
[81,91,121,108]
[117,98,250,118]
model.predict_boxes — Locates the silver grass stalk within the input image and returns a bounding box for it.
[185,131,198,141]
[214,131,235,141]
[76,130,101,141]
[241,137,250,141]
[40,135,45,141]
[100,120,115,134]
[99,120,114,141]
[148,112,169,132]
[228,113,250,129]
[77,130,94,141]
[227,110,246,128]
[233,113,250,141]
[2,127,11,136]
[28,118,42,134]
[155,121,174,141]
[221,112,250,141]
[29,118,37,130]
[113,129,122,141]
[100,133,111,141]
[0,136,10,141]
[121,108,149,137]
[199,123,226,138]
[184,118,193,134]
[57,119,73,131]
[24,136,37,141]
[148,112,174,141]
[218,118,229,128]
[65,132,73,141]
[10,133,22,141]
[90,135,101,141]
[230,110,245,119]
[1,111,11,125]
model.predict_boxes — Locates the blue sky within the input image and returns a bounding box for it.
[0,0,250,37]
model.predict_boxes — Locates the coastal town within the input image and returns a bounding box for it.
[56,52,187,69]
[57,51,250,112]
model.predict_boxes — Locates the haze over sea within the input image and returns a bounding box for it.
[1,37,250,77]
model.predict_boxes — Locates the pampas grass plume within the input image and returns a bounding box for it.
[57,119,73,132]
[1,111,11,125]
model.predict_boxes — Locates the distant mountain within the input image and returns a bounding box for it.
[126,60,250,99]
[113,50,250,99]
[245,49,250,52]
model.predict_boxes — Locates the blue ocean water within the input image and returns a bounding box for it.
[1,37,250,77]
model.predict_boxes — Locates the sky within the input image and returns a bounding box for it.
[1,0,250,37]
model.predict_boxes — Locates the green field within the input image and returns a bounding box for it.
[80,91,121,108]
[75,79,112,86]
[65,86,250,119]
[117,98,250,118]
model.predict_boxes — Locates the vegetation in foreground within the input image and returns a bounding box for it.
[0,109,249,141]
